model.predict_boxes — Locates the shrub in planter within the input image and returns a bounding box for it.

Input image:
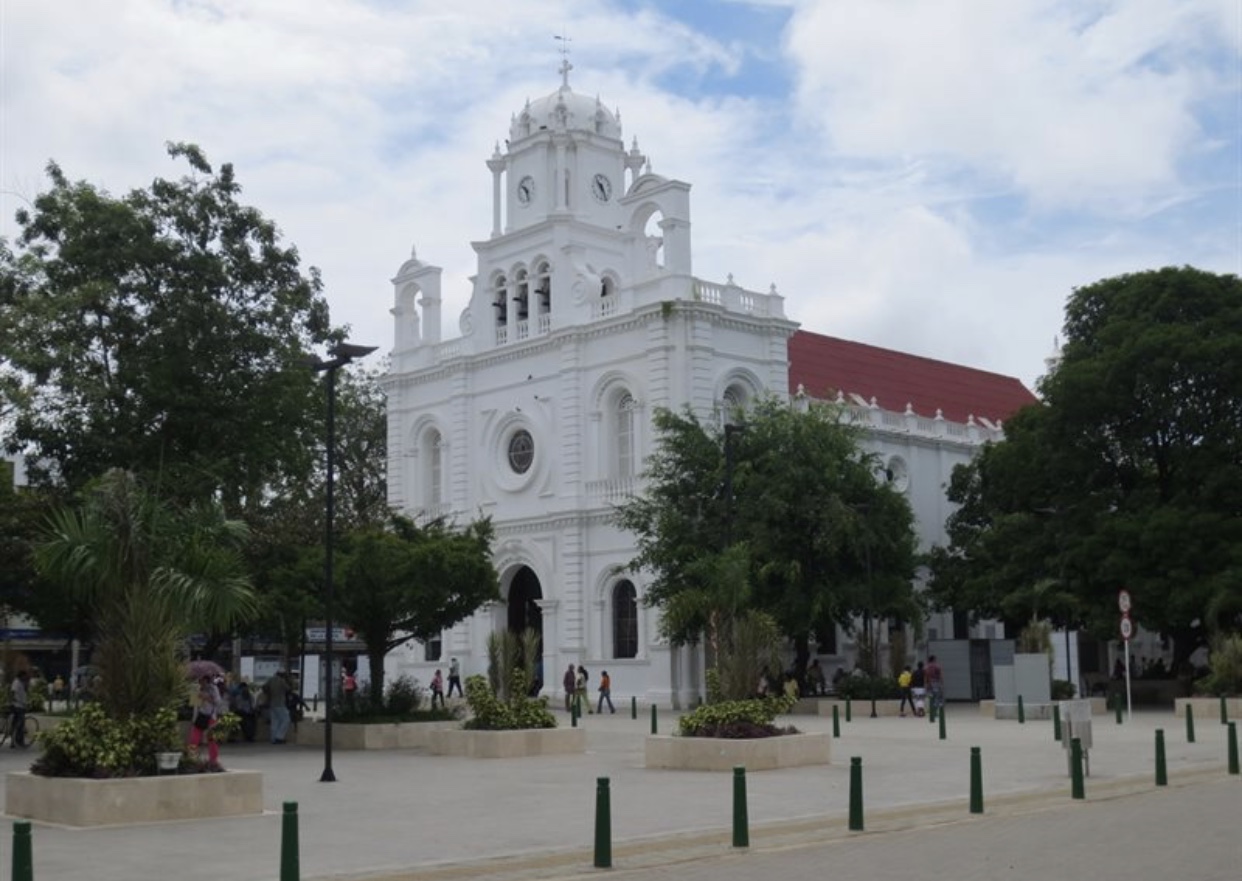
[31,703,182,777]
[1196,635,1242,696]
[833,674,901,701]
[1051,679,1077,700]
[333,675,460,724]
[678,694,798,739]
[462,671,556,730]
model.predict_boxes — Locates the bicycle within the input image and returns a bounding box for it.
[0,710,40,748]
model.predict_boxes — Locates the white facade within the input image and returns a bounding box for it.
[383,67,1013,707]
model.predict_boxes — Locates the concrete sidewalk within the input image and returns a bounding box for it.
[1,705,1235,881]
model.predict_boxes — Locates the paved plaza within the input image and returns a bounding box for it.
[0,705,1236,881]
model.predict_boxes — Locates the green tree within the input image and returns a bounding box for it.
[0,144,337,509]
[336,515,499,702]
[34,469,258,718]
[929,267,1242,666]
[616,398,920,680]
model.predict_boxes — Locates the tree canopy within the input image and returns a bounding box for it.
[615,397,920,675]
[336,514,499,699]
[928,267,1242,664]
[0,143,337,509]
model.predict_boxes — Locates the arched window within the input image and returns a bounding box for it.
[514,268,529,322]
[612,581,638,659]
[535,260,552,316]
[493,275,508,327]
[427,429,443,506]
[616,393,635,478]
[720,384,747,429]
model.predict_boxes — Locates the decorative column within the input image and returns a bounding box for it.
[487,147,505,237]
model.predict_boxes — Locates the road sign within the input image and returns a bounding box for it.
[1118,589,1132,613]
[1120,614,1133,641]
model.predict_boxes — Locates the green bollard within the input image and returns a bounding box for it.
[845,697,852,723]
[1053,704,1062,742]
[11,821,33,881]
[650,703,658,735]
[1070,737,1085,800]
[832,704,841,738]
[939,703,947,740]
[631,695,637,720]
[732,766,749,848]
[1114,694,1123,725]
[280,802,300,881]
[969,746,983,814]
[1186,703,1196,743]
[594,777,612,869]
[929,701,937,724]
[1155,729,1167,786]
[848,757,864,831]
[571,697,579,728]
[1221,695,1229,726]
[1228,722,1239,775]
[1018,694,1025,724]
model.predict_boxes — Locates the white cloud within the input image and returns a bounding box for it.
[1,0,1237,393]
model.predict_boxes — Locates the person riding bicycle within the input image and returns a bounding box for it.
[9,670,30,748]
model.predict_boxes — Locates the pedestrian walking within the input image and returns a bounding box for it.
[597,670,615,714]
[430,669,446,709]
[911,661,927,717]
[926,655,944,713]
[563,663,577,712]
[575,665,593,714]
[447,657,463,698]
[898,666,914,716]
[264,670,292,744]
[9,670,29,748]
[189,674,224,770]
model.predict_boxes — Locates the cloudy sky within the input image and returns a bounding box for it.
[2,0,1238,388]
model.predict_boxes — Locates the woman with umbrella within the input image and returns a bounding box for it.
[188,672,225,770]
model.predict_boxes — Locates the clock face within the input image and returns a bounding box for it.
[591,173,612,202]
[516,176,535,206]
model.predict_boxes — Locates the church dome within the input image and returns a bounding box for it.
[510,64,621,142]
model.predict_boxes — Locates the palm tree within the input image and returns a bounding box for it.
[36,469,257,718]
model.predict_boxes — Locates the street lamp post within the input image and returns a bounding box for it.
[309,341,377,783]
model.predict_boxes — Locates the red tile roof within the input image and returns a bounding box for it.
[788,330,1038,425]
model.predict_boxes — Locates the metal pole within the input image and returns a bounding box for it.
[1070,738,1085,799]
[1124,638,1133,722]
[280,802,300,881]
[320,364,337,783]
[732,766,749,847]
[969,746,983,814]
[11,821,32,881]
[848,757,864,830]
[1155,729,1167,786]
[1228,721,1239,775]
[594,777,612,868]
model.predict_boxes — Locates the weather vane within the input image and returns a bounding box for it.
[555,33,573,87]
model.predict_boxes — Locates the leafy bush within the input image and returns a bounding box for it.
[1051,679,1077,700]
[31,702,182,777]
[332,675,458,723]
[833,675,902,701]
[1197,635,1242,696]
[678,695,798,738]
[462,672,556,730]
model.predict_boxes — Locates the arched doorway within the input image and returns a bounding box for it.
[507,566,543,644]
[506,566,544,692]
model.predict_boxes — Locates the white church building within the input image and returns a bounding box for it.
[381,64,1036,707]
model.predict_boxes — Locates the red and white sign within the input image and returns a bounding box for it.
[1120,614,1133,641]
[1118,589,1132,613]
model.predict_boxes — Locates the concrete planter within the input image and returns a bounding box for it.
[645,733,831,771]
[980,697,1107,719]
[5,770,263,827]
[817,699,905,718]
[427,726,585,758]
[297,720,459,750]
[1174,697,1242,720]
